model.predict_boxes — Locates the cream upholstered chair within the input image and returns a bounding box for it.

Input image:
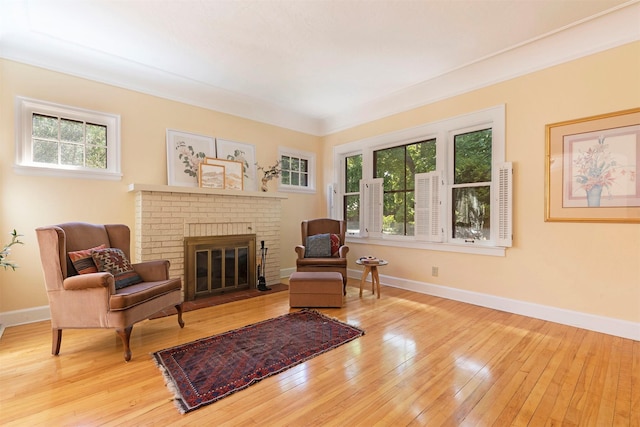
[295,218,349,293]
[36,222,184,361]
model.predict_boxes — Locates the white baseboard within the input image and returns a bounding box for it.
[2,271,637,341]
[342,267,639,341]
[0,305,51,331]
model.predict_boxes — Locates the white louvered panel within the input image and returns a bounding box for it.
[415,172,442,242]
[414,173,429,239]
[360,178,383,237]
[497,162,513,247]
[429,173,442,241]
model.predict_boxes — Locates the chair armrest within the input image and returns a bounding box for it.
[338,245,349,258]
[63,272,114,290]
[133,260,170,281]
[295,245,306,259]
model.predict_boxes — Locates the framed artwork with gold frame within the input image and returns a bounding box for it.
[204,157,244,190]
[545,108,640,223]
[198,163,225,189]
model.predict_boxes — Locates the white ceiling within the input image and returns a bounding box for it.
[1,0,638,135]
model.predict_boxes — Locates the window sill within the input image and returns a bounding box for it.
[345,235,506,257]
[277,185,316,194]
[13,164,122,181]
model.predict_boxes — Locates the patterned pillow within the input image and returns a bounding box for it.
[330,234,341,257]
[91,248,143,290]
[304,233,332,258]
[68,244,106,274]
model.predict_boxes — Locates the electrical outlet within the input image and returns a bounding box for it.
[432,266,439,277]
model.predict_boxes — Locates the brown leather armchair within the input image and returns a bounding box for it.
[295,218,349,293]
[36,222,184,361]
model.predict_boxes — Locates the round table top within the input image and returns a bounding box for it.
[355,258,388,266]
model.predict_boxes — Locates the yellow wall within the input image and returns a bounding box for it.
[1,42,639,326]
[323,41,640,323]
[0,59,320,312]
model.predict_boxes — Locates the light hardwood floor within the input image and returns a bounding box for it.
[1,279,638,426]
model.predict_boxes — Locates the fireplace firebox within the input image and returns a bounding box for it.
[184,234,256,301]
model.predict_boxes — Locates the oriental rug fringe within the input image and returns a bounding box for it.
[152,309,364,413]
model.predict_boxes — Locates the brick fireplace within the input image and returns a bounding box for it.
[128,184,286,298]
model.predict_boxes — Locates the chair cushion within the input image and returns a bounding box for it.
[305,233,332,257]
[68,244,106,274]
[92,247,143,290]
[109,278,182,311]
[297,257,347,267]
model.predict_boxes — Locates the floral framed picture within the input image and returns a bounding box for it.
[166,129,216,187]
[545,108,640,223]
[198,163,225,189]
[216,139,257,191]
[204,157,244,190]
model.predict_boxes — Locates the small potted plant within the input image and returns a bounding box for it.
[1,230,23,271]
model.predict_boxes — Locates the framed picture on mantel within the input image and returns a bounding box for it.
[198,163,225,189]
[216,138,257,191]
[166,129,215,187]
[205,157,244,190]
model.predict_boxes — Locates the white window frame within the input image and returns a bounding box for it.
[332,105,511,256]
[278,146,316,194]
[14,96,122,180]
[338,150,365,233]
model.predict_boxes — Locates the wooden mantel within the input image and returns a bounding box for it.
[128,183,288,199]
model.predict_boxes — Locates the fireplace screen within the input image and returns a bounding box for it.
[185,234,256,300]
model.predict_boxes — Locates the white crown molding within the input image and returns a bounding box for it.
[1,2,638,136]
[0,31,323,136]
[320,2,640,135]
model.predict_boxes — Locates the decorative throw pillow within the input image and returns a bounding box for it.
[91,247,143,290]
[68,244,107,274]
[305,233,332,258]
[330,234,341,257]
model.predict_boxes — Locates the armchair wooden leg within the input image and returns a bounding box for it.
[52,328,62,356]
[116,326,133,362]
[175,303,185,328]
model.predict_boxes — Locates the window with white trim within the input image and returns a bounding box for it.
[333,105,512,255]
[343,153,362,233]
[278,147,315,193]
[15,97,121,180]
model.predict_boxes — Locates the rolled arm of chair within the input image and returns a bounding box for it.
[295,245,306,259]
[63,272,114,290]
[338,245,349,258]
[133,259,170,281]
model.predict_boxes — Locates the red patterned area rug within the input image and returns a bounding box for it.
[152,309,364,413]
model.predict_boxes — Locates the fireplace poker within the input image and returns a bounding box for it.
[257,240,271,291]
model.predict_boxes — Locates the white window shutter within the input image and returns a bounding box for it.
[327,183,336,218]
[415,172,443,242]
[496,162,513,247]
[360,178,383,237]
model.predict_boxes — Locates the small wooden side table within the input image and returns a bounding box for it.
[355,258,388,299]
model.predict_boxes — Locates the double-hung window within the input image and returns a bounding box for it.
[373,139,437,236]
[343,153,362,233]
[334,105,512,255]
[15,97,121,180]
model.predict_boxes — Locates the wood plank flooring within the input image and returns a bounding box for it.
[1,279,638,426]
